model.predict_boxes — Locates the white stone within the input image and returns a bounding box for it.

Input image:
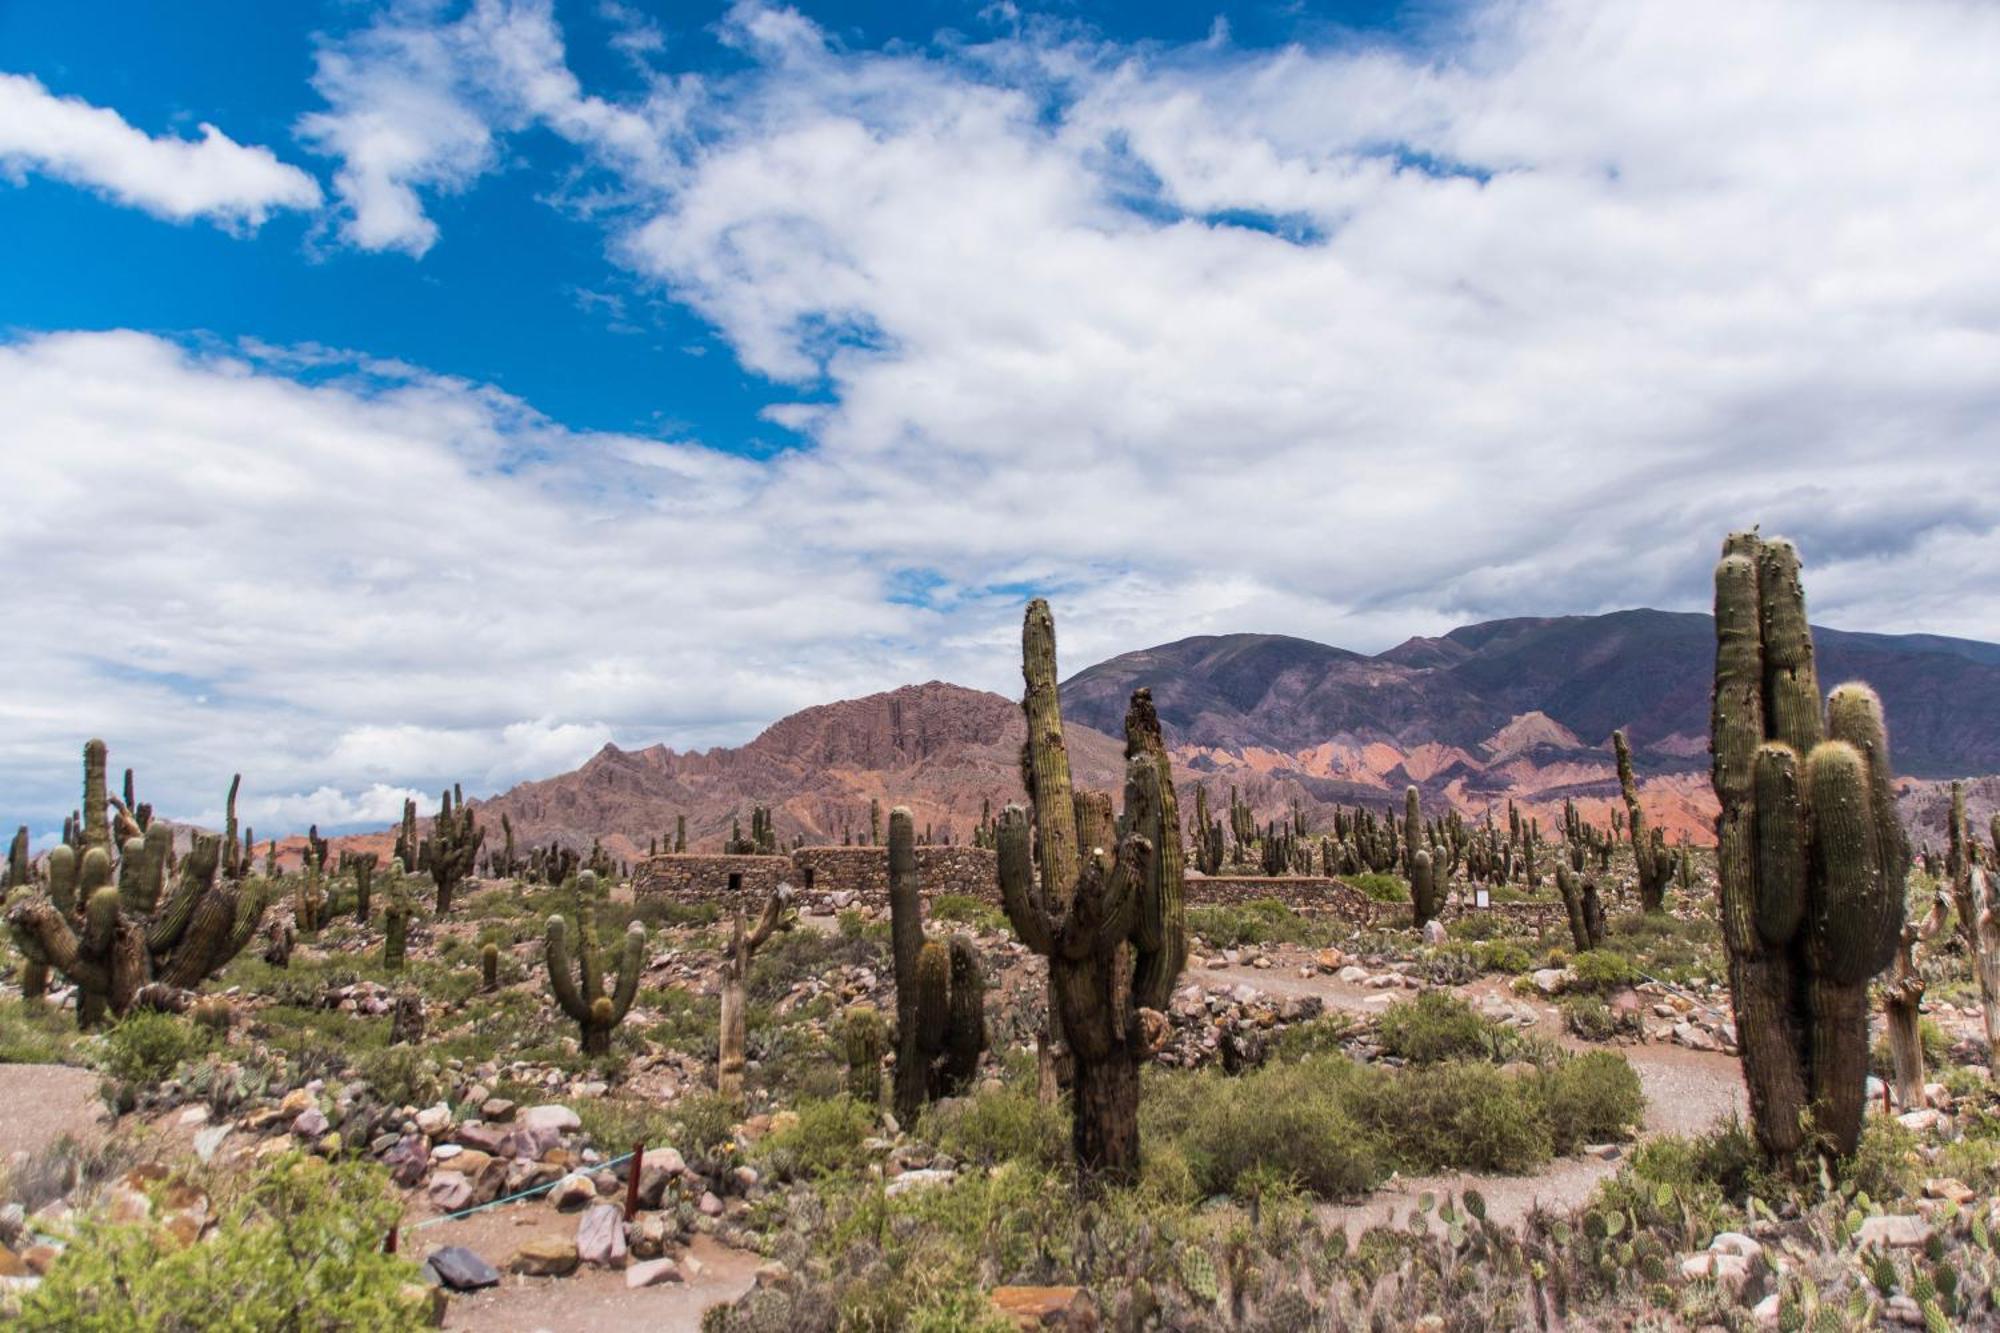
[520,1104,581,1133]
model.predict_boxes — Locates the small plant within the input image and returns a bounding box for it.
[1376,991,1510,1064]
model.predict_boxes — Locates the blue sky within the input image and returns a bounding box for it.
[3,0,1997,834]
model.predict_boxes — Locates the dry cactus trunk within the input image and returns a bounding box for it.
[1883,892,1949,1110]
[1710,533,1906,1166]
[998,600,1186,1185]
[717,887,789,1097]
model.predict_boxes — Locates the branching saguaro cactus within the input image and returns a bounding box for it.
[998,600,1186,1183]
[8,818,265,1028]
[1711,532,1906,1165]
[1614,730,1676,912]
[423,786,484,914]
[718,887,790,1098]
[886,806,989,1121]
[544,903,643,1057]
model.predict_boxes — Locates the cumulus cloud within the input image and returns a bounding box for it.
[0,71,321,227]
[0,330,939,831]
[16,0,2000,826]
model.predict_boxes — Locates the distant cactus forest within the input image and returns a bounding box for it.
[5,532,2000,1331]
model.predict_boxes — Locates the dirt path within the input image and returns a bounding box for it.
[433,1225,760,1333]
[0,1063,106,1161]
[1198,956,1748,1232]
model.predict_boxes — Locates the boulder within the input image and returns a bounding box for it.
[1855,1215,1931,1250]
[576,1203,628,1268]
[427,1172,474,1213]
[509,1236,580,1278]
[547,1173,597,1212]
[625,1257,683,1289]
[425,1245,500,1291]
[990,1285,1101,1331]
[520,1105,581,1133]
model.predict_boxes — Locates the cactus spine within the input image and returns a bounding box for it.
[717,886,789,1097]
[1710,532,1906,1165]
[997,600,1188,1184]
[545,903,644,1057]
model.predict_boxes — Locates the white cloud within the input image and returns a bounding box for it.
[0,72,321,227]
[16,0,2000,827]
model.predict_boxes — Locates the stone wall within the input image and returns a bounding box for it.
[632,847,996,901]
[1186,874,1387,925]
[631,854,793,899]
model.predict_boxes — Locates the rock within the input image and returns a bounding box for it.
[629,1213,673,1259]
[427,1172,474,1213]
[415,1104,452,1136]
[480,1098,516,1123]
[1679,1252,1751,1293]
[383,1135,431,1187]
[885,1169,955,1197]
[178,1105,210,1127]
[990,1285,1101,1331]
[454,1124,506,1155]
[576,1204,627,1268]
[1923,1178,1975,1205]
[1751,1293,1781,1328]
[192,1124,233,1164]
[510,1235,580,1277]
[1336,965,1370,984]
[277,1088,314,1117]
[1708,1232,1763,1260]
[1583,1144,1622,1161]
[520,1105,581,1134]
[1897,1108,1948,1134]
[1855,1215,1931,1249]
[698,1191,724,1217]
[625,1257,683,1289]
[292,1108,329,1139]
[497,1126,561,1161]
[0,1247,25,1278]
[425,1245,500,1291]
[504,1160,564,1196]
[1531,968,1569,995]
[1421,919,1448,945]
[547,1173,597,1212]
[1315,948,1347,972]
[1885,1294,1925,1326]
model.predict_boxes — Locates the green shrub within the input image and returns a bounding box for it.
[16,1153,426,1330]
[1271,1014,1359,1062]
[1568,950,1641,993]
[757,1096,875,1179]
[1186,898,1330,948]
[0,1004,85,1066]
[1560,994,1639,1042]
[930,894,1007,933]
[355,1045,442,1109]
[1534,1050,1645,1154]
[1348,874,1410,904]
[919,1082,1068,1169]
[1477,940,1536,974]
[1376,992,1510,1064]
[1348,1060,1551,1173]
[98,1012,207,1087]
[668,1092,740,1176]
[1143,1058,1384,1201]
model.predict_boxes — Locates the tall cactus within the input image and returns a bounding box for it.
[717,887,790,1097]
[9,824,267,1028]
[845,1002,884,1104]
[1402,785,1421,879]
[1946,793,2000,1058]
[997,600,1186,1183]
[80,739,110,860]
[1710,532,1906,1164]
[423,786,483,914]
[1411,848,1439,928]
[886,805,988,1119]
[544,902,644,1057]
[1614,730,1675,912]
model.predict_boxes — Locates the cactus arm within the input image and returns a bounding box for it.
[1751,744,1807,947]
[577,905,604,1004]
[745,885,790,954]
[1021,599,1081,910]
[223,878,270,965]
[996,806,1055,954]
[81,739,110,858]
[914,939,951,1058]
[544,915,591,1022]
[1754,540,1823,757]
[1059,836,1148,963]
[8,895,83,972]
[1804,741,1896,987]
[1124,696,1186,1009]
[47,845,77,915]
[609,922,644,1023]
[1825,682,1908,951]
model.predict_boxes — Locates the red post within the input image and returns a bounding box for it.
[626,1141,645,1215]
[385,1225,399,1255]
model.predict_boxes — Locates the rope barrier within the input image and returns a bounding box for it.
[408,1147,639,1231]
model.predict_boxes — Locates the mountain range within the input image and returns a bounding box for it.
[451,609,2000,863]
